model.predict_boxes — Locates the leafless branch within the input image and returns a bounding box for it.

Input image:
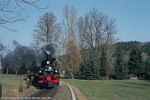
[32,11,61,44]
[0,0,48,31]
[78,8,117,52]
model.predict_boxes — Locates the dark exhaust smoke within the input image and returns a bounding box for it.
[2,41,37,72]
[37,43,59,63]
[2,41,60,72]
[41,43,59,57]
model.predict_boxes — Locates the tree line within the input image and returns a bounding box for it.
[114,41,150,80]
[73,42,150,80]
[0,4,150,81]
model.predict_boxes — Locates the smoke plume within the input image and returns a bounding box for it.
[2,41,60,72]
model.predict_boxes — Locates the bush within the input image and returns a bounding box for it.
[108,74,116,79]
[64,71,72,79]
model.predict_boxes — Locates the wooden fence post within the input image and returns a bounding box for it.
[19,81,23,93]
[26,80,30,88]
[0,83,2,100]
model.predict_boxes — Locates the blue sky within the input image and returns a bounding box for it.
[0,0,150,47]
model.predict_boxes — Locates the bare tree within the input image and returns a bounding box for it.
[60,5,78,56]
[78,8,116,52]
[78,8,117,77]
[60,39,82,78]
[78,17,87,50]
[0,0,47,30]
[62,5,77,41]
[67,39,82,77]
[32,11,61,44]
[60,5,82,78]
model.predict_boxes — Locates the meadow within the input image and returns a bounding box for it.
[0,75,35,97]
[61,79,150,100]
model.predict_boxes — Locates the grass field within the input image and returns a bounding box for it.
[0,76,23,89]
[61,79,150,100]
[0,75,35,97]
[0,76,23,96]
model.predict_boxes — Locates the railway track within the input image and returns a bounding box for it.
[25,87,58,100]
[24,83,72,100]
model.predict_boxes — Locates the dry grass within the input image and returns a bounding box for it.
[6,86,36,97]
[70,84,87,100]
[0,76,36,100]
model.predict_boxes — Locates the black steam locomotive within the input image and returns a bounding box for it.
[37,58,60,88]
[28,44,60,88]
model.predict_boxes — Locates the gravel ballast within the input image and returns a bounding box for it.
[51,84,72,100]
[25,83,72,100]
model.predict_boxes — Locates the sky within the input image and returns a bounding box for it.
[0,0,150,47]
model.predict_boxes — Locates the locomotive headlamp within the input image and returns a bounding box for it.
[46,61,50,64]
[55,70,58,73]
[48,67,52,70]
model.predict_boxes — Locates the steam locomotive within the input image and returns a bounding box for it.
[28,44,60,88]
[37,58,60,88]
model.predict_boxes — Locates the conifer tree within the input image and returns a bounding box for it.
[144,58,150,80]
[128,47,138,76]
[100,47,108,77]
[84,61,93,80]
[114,47,128,79]
[137,50,145,77]
[78,62,85,79]
[128,46,145,77]
[123,63,129,79]
[83,50,100,80]
[93,50,100,79]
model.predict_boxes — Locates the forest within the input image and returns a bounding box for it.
[73,41,150,80]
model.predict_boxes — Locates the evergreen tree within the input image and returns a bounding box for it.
[79,49,87,79]
[145,66,150,80]
[128,46,139,76]
[83,50,100,80]
[100,47,108,77]
[137,50,145,77]
[78,62,85,79]
[114,47,128,79]
[78,61,88,79]
[123,63,129,79]
[144,58,150,80]
[128,46,145,77]
[84,61,93,80]
[142,42,150,56]
[115,41,140,56]
[92,50,100,79]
